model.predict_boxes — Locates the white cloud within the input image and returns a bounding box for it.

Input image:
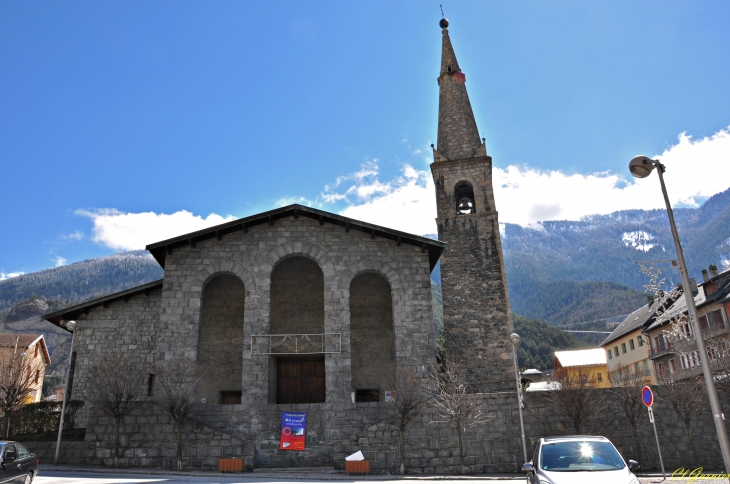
[0,272,24,281]
[276,196,314,207]
[319,126,730,231]
[51,255,67,267]
[61,231,85,241]
[321,161,438,235]
[77,209,236,251]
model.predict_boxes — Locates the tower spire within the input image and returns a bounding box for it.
[435,20,483,162]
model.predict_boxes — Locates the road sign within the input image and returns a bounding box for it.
[648,406,655,423]
[642,386,654,407]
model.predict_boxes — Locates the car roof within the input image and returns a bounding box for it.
[542,436,610,443]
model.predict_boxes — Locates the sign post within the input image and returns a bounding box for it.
[643,386,665,479]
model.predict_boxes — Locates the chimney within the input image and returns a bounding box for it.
[702,269,710,282]
[689,278,698,295]
[710,265,719,278]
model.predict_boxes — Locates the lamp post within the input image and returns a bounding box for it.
[510,332,528,465]
[629,155,730,474]
[54,320,77,466]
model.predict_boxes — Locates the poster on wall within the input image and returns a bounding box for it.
[279,412,307,451]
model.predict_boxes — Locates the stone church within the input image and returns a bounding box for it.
[45,20,514,470]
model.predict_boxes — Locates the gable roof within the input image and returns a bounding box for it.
[600,299,661,347]
[0,334,51,364]
[44,279,164,327]
[554,349,607,368]
[144,204,446,271]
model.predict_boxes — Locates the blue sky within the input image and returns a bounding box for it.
[1,1,729,277]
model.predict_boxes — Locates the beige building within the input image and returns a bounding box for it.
[554,349,610,388]
[0,334,51,404]
[600,300,658,385]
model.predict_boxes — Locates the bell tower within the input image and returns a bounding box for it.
[430,18,513,392]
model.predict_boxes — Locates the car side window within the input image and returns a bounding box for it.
[16,444,29,459]
[3,445,16,460]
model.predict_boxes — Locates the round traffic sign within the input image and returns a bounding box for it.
[642,386,653,407]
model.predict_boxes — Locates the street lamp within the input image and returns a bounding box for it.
[510,332,528,465]
[54,320,77,466]
[629,155,730,473]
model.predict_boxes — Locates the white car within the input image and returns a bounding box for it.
[522,435,640,484]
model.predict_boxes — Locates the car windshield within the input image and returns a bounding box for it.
[540,441,625,472]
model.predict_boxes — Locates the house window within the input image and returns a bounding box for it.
[657,362,665,376]
[681,322,692,338]
[607,350,612,360]
[629,339,635,350]
[621,343,627,354]
[35,369,39,384]
[614,347,619,357]
[709,309,726,330]
[638,337,644,347]
[668,359,676,373]
[596,373,603,382]
[700,316,709,333]
[644,359,651,375]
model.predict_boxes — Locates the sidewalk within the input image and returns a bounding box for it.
[38,464,526,480]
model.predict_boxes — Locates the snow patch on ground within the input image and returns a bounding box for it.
[622,231,657,252]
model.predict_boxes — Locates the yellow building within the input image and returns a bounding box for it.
[554,349,610,388]
[600,302,657,385]
[0,334,51,404]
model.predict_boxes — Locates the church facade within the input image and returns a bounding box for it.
[45,20,515,470]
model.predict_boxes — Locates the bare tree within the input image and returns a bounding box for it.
[430,356,490,475]
[656,370,706,466]
[710,350,730,401]
[86,355,142,467]
[153,359,203,470]
[0,339,44,438]
[607,364,648,469]
[387,366,428,475]
[548,367,605,434]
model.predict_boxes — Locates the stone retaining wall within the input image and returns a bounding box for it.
[29,387,728,473]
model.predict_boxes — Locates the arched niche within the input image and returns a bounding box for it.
[270,256,325,334]
[350,272,396,402]
[454,181,476,215]
[269,256,326,404]
[198,274,245,404]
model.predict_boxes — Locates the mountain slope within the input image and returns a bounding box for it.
[0,251,163,315]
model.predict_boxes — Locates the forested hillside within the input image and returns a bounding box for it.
[0,250,162,317]
[511,280,646,326]
[502,188,730,306]
[513,314,590,370]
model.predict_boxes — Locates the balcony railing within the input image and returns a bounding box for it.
[251,333,341,355]
[648,341,674,359]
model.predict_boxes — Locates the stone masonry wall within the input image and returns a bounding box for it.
[57,387,729,473]
[340,389,727,474]
[432,156,514,394]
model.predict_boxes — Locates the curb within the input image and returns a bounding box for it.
[38,465,526,480]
